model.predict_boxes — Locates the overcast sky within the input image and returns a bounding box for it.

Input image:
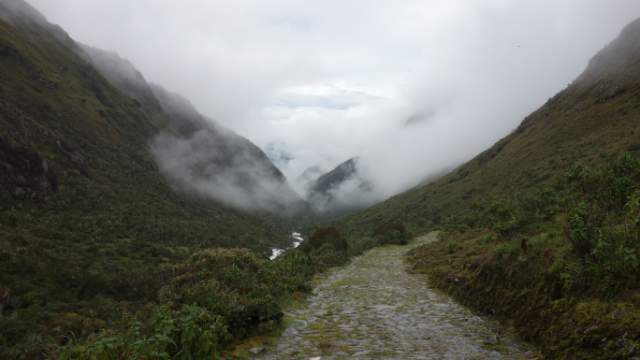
[29,0,640,197]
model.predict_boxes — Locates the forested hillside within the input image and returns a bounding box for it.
[0,1,305,357]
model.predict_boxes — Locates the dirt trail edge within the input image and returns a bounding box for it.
[256,232,538,359]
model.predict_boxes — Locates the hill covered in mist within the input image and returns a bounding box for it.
[80,38,306,215]
[305,157,375,216]
[343,17,640,358]
[343,17,640,236]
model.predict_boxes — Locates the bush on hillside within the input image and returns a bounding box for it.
[483,199,522,237]
[303,227,348,253]
[566,201,602,259]
[561,154,640,296]
[373,222,409,245]
[300,227,349,268]
[267,249,315,294]
[60,304,231,360]
[159,248,282,338]
[347,236,379,257]
[60,246,321,359]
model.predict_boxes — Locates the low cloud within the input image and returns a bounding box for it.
[29,0,640,209]
[151,128,303,214]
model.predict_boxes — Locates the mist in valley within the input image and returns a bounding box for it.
[5,1,640,358]
[151,128,304,214]
[27,0,640,213]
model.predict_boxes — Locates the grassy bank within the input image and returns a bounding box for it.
[407,154,640,359]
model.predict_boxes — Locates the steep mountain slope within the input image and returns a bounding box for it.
[307,157,373,215]
[344,18,640,234]
[80,45,164,115]
[343,18,640,358]
[0,0,291,244]
[79,42,306,215]
[0,1,304,356]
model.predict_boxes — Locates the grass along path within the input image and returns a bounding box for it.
[254,232,538,359]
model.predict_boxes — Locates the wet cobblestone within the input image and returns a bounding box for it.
[257,233,537,359]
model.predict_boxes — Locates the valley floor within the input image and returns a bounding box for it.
[255,233,538,359]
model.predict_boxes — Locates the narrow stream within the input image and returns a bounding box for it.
[270,232,305,260]
[257,233,538,359]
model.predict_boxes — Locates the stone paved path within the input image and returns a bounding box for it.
[256,233,538,359]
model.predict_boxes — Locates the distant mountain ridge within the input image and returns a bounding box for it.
[309,158,360,195]
[306,157,374,215]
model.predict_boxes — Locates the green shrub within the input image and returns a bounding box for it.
[269,250,314,294]
[60,246,320,358]
[373,222,409,245]
[347,237,379,257]
[61,305,231,360]
[566,201,600,259]
[308,243,349,268]
[446,240,461,254]
[481,234,496,244]
[484,200,521,237]
[625,190,640,240]
[494,240,520,260]
[303,227,348,253]
[586,231,640,297]
[560,155,640,296]
[159,249,282,338]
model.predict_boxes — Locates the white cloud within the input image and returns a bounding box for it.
[28,0,640,201]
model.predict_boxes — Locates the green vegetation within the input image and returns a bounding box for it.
[49,225,406,359]
[0,6,296,359]
[401,113,640,358]
[58,249,312,359]
[3,1,640,358]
